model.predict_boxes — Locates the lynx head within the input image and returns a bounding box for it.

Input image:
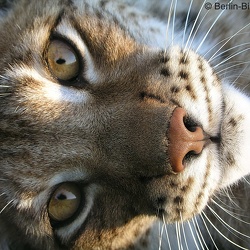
[0,0,250,249]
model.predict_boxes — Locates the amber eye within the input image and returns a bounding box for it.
[48,183,81,222]
[47,40,80,81]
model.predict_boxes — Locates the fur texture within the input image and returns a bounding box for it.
[0,0,250,249]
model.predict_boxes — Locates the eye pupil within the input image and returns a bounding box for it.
[56,193,67,200]
[56,58,66,65]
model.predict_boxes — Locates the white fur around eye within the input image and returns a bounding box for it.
[7,66,89,103]
[42,81,90,103]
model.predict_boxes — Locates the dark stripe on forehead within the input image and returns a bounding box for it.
[49,0,78,36]
[50,10,66,34]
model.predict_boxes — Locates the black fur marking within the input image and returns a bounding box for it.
[171,86,180,93]
[160,68,171,77]
[170,181,178,188]
[229,118,237,127]
[226,153,236,166]
[157,197,166,205]
[185,85,191,91]
[174,196,184,204]
[159,52,170,63]
[200,76,206,84]
[180,56,188,64]
[140,92,165,103]
[179,71,189,80]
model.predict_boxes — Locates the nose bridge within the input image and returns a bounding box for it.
[101,100,170,174]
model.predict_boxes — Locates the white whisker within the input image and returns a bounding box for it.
[0,93,12,97]
[219,188,240,209]
[194,216,209,250]
[209,42,250,62]
[182,0,194,47]
[0,75,9,81]
[211,198,250,225]
[176,221,183,250]
[180,213,190,250]
[195,0,234,53]
[184,0,206,52]
[207,204,250,239]
[216,61,250,75]
[203,31,250,59]
[0,199,14,214]
[231,64,249,86]
[200,213,219,250]
[0,85,11,87]
[203,208,249,249]
[214,47,250,69]
[166,0,175,45]
[162,215,172,250]
[171,0,178,46]
[191,218,205,250]
[208,22,250,62]
[187,220,201,250]
[243,177,250,186]
[188,0,220,53]
[158,220,164,250]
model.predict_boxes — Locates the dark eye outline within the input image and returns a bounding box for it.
[45,34,86,87]
[48,182,85,228]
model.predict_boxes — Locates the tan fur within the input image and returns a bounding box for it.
[0,0,250,249]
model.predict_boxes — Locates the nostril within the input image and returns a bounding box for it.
[184,150,199,162]
[183,117,199,133]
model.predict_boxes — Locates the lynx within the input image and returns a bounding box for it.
[0,0,250,249]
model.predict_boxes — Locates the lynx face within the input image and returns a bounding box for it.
[0,0,250,249]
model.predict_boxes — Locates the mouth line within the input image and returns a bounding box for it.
[209,135,221,144]
[182,133,221,166]
[203,134,221,148]
[202,129,221,145]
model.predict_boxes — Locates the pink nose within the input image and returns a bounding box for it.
[168,108,205,173]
